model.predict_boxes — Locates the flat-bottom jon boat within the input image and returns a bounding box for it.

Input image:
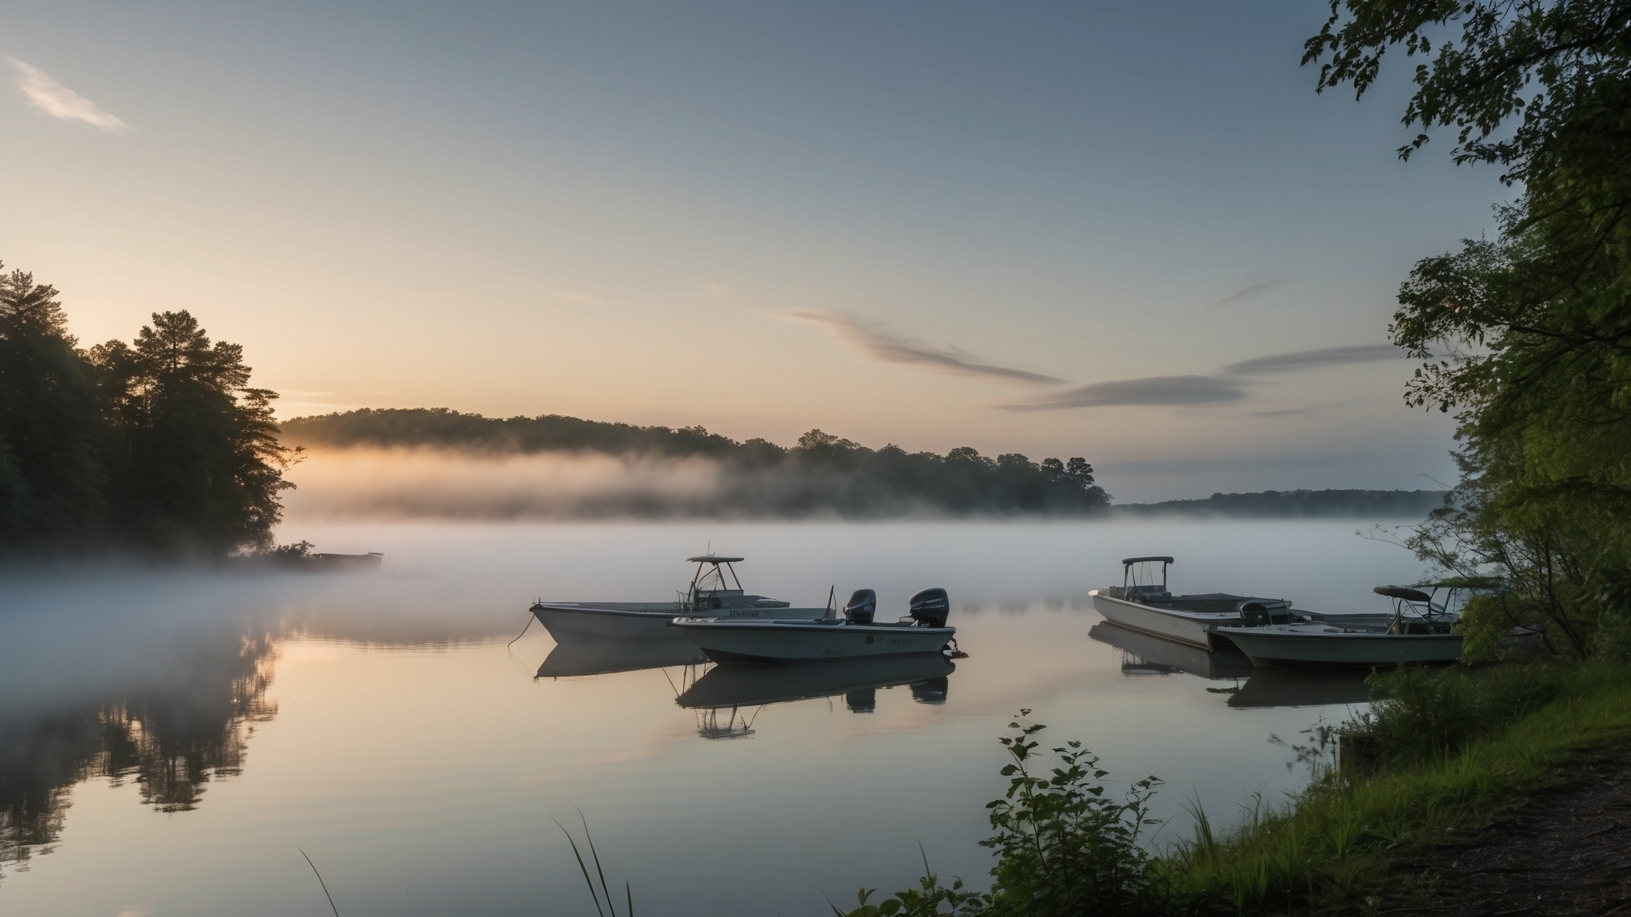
[674,588,956,664]
[1090,556,1298,650]
[531,555,827,642]
[1216,586,1463,668]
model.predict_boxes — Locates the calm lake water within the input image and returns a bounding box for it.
[0,519,1424,917]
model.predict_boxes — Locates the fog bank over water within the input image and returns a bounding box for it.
[279,446,1101,519]
[281,447,728,520]
[279,447,1442,521]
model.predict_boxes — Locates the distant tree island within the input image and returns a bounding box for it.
[279,408,1111,517]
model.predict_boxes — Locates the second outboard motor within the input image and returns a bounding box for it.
[1239,601,1271,627]
[908,588,950,628]
[844,589,877,625]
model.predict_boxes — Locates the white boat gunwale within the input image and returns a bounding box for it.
[530,556,825,642]
[1213,583,1468,668]
[1088,557,1296,651]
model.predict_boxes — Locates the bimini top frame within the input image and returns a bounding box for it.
[1121,556,1174,594]
[686,555,745,606]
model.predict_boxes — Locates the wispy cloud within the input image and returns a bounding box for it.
[1223,344,1400,376]
[999,375,1245,411]
[1247,406,1320,417]
[1245,399,1365,418]
[8,57,130,132]
[1212,278,1285,308]
[789,311,1063,385]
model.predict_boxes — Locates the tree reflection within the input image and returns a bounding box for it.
[0,634,276,879]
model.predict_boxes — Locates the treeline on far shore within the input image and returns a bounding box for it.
[1114,488,1448,518]
[280,408,1113,516]
[282,408,1447,520]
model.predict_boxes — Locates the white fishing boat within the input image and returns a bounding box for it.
[674,588,957,663]
[1089,556,1297,650]
[530,555,826,642]
[1215,586,1463,668]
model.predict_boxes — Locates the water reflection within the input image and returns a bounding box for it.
[676,655,955,710]
[1088,622,1254,679]
[1087,620,1378,712]
[535,635,707,678]
[0,567,517,885]
[1228,668,1373,709]
[0,633,275,880]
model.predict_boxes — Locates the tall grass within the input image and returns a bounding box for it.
[555,810,634,917]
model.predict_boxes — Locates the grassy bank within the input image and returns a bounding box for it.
[1161,662,1631,914]
[841,662,1631,917]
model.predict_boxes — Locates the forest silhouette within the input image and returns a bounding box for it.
[282,409,1113,517]
[0,263,296,555]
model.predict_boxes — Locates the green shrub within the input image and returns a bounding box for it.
[834,711,1162,917]
[1348,663,1567,765]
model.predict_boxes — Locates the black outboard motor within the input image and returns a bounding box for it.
[844,589,877,625]
[1239,601,1271,627]
[908,588,950,628]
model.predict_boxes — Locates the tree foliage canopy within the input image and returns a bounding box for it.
[0,263,296,555]
[1306,0,1631,656]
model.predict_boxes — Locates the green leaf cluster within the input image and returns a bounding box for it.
[1307,0,1631,655]
[833,712,1163,917]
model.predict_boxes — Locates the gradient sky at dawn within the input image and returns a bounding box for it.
[1,1,1507,500]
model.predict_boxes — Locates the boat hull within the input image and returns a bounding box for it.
[676,620,955,663]
[1217,627,1462,668]
[1089,592,1238,650]
[532,603,825,642]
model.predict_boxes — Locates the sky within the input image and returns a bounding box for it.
[0,1,1508,500]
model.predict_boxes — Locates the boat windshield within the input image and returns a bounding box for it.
[1375,583,1465,633]
[687,556,745,604]
[1121,556,1173,600]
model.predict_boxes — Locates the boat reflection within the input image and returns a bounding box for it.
[1227,667,1374,709]
[675,655,956,711]
[1088,622,1253,680]
[536,635,707,678]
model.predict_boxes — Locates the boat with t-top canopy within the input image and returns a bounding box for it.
[530,555,827,642]
[1089,555,1299,651]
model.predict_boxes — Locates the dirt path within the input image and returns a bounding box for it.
[1385,748,1631,915]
